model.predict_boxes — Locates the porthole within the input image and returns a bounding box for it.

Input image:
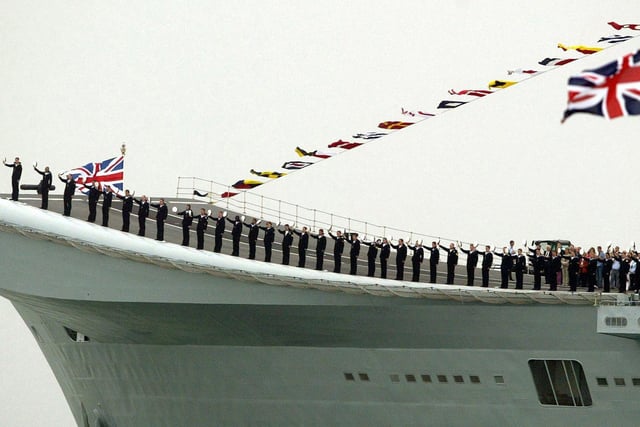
[605,317,627,327]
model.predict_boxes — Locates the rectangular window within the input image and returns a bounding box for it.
[529,360,592,407]
[421,374,432,383]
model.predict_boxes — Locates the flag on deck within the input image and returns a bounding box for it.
[282,161,313,170]
[437,100,467,109]
[250,169,287,179]
[68,155,124,194]
[352,132,387,139]
[231,179,263,189]
[557,43,602,55]
[220,191,239,198]
[448,89,493,97]
[328,140,362,150]
[608,22,640,31]
[193,190,208,197]
[562,49,640,121]
[539,57,577,66]
[488,80,517,89]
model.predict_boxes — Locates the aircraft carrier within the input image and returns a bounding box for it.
[1,194,639,426]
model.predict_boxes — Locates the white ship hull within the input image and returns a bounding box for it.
[1,199,638,426]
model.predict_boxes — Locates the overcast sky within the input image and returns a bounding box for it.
[1,1,639,425]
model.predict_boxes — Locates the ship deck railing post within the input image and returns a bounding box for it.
[278,200,281,224]
[242,191,247,214]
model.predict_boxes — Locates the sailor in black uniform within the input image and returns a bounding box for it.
[134,195,149,236]
[494,247,514,289]
[439,242,459,284]
[116,189,134,232]
[530,248,545,290]
[279,224,294,265]
[293,226,310,267]
[58,173,76,216]
[101,185,113,227]
[391,238,408,281]
[563,248,580,292]
[380,238,391,279]
[212,211,226,253]
[514,248,527,289]
[3,157,22,201]
[259,221,275,262]
[227,215,243,256]
[478,245,493,287]
[329,230,345,273]
[408,240,424,282]
[311,229,327,270]
[548,250,563,291]
[33,164,52,210]
[363,238,380,277]
[150,198,168,241]
[425,241,440,283]
[194,208,208,250]
[243,218,260,259]
[345,233,361,275]
[176,204,194,246]
[85,182,101,223]
[460,243,479,286]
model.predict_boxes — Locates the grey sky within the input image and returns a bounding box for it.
[1,2,639,425]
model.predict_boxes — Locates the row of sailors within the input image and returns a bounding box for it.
[179,211,636,293]
[10,167,631,292]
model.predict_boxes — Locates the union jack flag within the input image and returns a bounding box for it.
[563,49,640,121]
[68,155,125,194]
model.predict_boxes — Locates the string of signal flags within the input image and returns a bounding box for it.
[204,21,639,200]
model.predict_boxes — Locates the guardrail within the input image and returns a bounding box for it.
[176,176,490,247]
